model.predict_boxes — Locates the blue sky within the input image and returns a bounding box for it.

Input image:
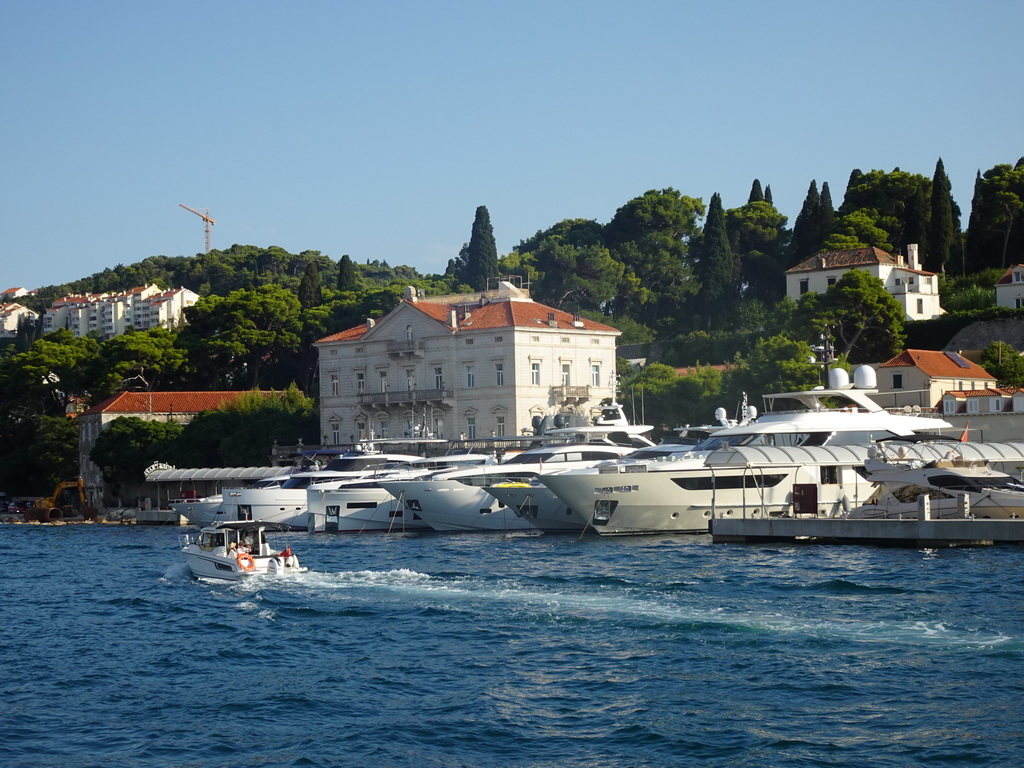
[2,0,1021,291]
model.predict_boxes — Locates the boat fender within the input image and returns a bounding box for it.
[237,553,256,572]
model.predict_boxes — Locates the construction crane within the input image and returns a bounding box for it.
[179,204,216,253]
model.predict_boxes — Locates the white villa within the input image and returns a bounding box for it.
[42,285,199,339]
[315,280,621,445]
[786,244,944,321]
[994,264,1024,308]
[0,302,39,337]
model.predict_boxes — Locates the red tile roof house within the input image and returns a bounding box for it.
[785,244,944,321]
[315,281,621,447]
[994,264,1024,308]
[78,391,273,511]
[872,349,996,411]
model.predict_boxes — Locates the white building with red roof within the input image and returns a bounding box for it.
[78,390,274,506]
[994,264,1024,308]
[875,349,996,410]
[785,244,944,321]
[42,285,199,339]
[315,279,621,445]
[0,302,38,337]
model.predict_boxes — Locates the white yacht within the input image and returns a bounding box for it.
[232,452,423,530]
[379,436,651,532]
[171,474,292,527]
[307,453,495,533]
[844,441,1024,520]
[539,366,955,535]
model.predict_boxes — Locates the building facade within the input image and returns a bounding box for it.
[873,349,996,410]
[0,302,39,337]
[78,390,271,506]
[43,285,199,339]
[785,244,944,321]
[994,264,1024,308]
[315,281,621,445]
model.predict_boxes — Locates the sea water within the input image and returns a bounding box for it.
[1,524,1021,768]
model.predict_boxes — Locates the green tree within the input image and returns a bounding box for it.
[298,262,323,309]
[177,285,303,389]
[0,330,100,420]
[799,270,905,362]
[980,341,1024,387]
[967,161,1024,269]
[692,192,739,328]
[725,199,789,303]
[748,179,764,203]
[928,158,955,273]
[451,206,499,290]
[337,254,358,291]
[820,210,894,252]
[604,188,704,331]
[90,417,183,495]
[90,328,189,399]
[789,180,822,266]
[722,335,820,406]
[518,219,623,310]
[838,168,932,254]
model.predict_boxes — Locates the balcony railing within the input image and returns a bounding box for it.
[386,340,425,355]
[358,387,453,406]
[552,385,591,402]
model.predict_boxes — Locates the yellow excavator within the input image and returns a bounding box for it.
[25,477,99,522]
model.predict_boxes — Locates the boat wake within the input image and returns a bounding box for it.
[239,567,1020,650]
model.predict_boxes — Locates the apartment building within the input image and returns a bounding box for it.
[315,281,621,445]
[43,285,199,339]
[786,244,944,321]
[0,302,39,337]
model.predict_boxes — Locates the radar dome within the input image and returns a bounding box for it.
[853,365,877,389]
[828,368,850,389]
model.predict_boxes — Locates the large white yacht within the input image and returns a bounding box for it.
[232,451,423,530]
[379,433,652,532]
[538,366,955,535]
[306,453,494,533]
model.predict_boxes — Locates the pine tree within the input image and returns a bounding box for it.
[337,254,358,291]
[298,262,322,309]
[929,159,954,273]
[790,181,821,266]
[748,179,764,203]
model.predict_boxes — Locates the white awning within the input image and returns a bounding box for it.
[144,466,287,483]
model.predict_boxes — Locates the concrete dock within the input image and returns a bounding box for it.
[711,515,1024,547]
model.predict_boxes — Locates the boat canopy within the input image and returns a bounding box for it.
[145,466,287,483]
[704,441,1024,469]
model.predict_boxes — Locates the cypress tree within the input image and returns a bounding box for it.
[463,205,499,290]
[818,181,835,239]
[790,180,821,266]
[298,262,322,309]
[964,171,984,274]
[748,179,764,203]
[694,192,739,327]
[902,184,929,259]
[764,185,773,206]
[337,254,358,291]
[929,159,954,273]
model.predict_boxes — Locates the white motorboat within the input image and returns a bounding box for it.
[232,451,423,530]
[307,453,495,533]
[539,366,956,535]
[844,441,1024,520]
[380,437,649,532]
[179,521,307,581]
[170,474,293,527]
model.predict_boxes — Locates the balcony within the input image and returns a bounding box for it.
[358,387,453,406]
[386,339,425,357]
[552,385,591,403]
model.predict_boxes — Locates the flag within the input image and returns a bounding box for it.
[960,422,969,443]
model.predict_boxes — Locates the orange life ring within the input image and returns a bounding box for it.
[236,553,256,572]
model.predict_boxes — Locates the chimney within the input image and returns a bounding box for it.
[907,243,919,271]
[572,312,584,328]
[366,318,375,329]
[403,286,418,302]
[547,312,557,328]
[449,310,458,328]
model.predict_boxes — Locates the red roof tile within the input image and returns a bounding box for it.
[995,265,1024,286]
[880,350,995,380]
[82,391,275,416]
